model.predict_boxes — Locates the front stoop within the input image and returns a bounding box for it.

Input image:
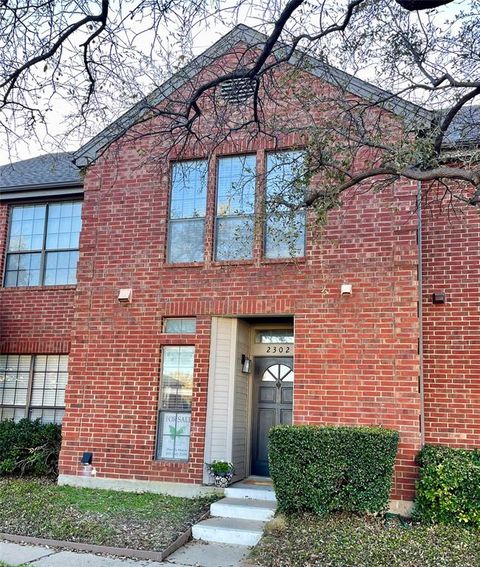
[192,480,277,546]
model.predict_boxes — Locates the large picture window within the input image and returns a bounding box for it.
[156,346,194,460]
[167,160,208,263]
[265,151,306,258]
[0,354,68,424]
[215,155,256,260]
[4,202,82,287]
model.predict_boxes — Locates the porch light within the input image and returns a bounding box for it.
[241,354,251,373]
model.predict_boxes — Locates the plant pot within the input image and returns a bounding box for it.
[214,475,230,488]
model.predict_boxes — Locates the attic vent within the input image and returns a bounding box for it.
[220,78,255,104]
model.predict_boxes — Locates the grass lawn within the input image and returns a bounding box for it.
[0,478,216,552]
[251,513,480,567]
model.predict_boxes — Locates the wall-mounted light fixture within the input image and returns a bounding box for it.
[241,354,251,373]
[341,283,352,296]
[118,288,132,303]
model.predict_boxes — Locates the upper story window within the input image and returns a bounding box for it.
[215,155,256,261]
[167,151,306,264]
[4,201,82,287]
[167,160,208,263]
[265,151,306,259]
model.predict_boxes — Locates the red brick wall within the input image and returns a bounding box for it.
[0,203,75,354]
[58,129,421,500]
[422,197,480,449]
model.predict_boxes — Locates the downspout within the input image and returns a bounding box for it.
[417,181,425,446]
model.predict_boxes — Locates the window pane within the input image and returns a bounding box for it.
[158,412,191,460]
[217,155,256,216]
[46,201,82,250]
[31,355,68,422]
[44,251,79,285]
[29,408,64,425]
[215,216,254,260]
[265,212,305,259]
[167,219,204,263]
[164,318,196,334]
[265,151,306,258]
[8,205,46,252]
[215,155,256,261]
[170,161,208,219]
[0,355,31,414]
[0,407,26,422]
[5,253,41,287]
[157,346,194,460]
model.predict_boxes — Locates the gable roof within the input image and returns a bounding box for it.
[73,24,433,167]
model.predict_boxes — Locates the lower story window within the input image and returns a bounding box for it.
[156,346,194,460]
[0,354,68,424]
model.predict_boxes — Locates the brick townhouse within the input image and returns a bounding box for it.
[0,25,478,514]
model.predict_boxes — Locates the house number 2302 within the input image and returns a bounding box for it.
[266,346,291,354]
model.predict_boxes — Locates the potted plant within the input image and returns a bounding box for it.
[206,460,235,488]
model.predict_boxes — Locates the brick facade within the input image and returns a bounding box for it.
[0,38,477,505]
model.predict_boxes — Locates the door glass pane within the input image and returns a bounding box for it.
[255,329,294,344]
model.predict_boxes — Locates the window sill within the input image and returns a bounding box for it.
[210,259,255,267]
[153,458,190,466]
[163,262,205,269]
[260,256,306,265]
[0,284,77,292]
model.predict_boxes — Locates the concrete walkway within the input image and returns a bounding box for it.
[1,540,249,567]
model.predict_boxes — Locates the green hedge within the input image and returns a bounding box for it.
[268,425,399,515]
[415,444,480,527]
[0,419,61,477]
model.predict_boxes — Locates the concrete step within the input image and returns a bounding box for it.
[211,497,276,522]
[192,517,265,546]
[225,485,276,502]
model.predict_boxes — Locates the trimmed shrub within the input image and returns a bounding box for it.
[268,425,399,515]
[415,444,480,527]
[0,419,61,477]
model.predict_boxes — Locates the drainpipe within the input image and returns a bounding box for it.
[417,181,425,446]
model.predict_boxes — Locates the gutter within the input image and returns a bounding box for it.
[0,182,83,201]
